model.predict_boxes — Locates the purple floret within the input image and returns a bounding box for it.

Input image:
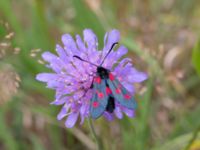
[36,29,147,128]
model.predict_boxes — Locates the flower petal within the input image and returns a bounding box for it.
[51,95,70,105]
[42,52,66,73]
[50,98,66,105]
[88,50,101,64]
[114,58,132,73]
[47,80,59,88]
[103,112,114,121]
[122,82,135,93]
[57,103,71,120]
[76,34,86,52]
[123,108,135,118]
[62,34,78,56]
[103,45,128,69]
[42,51,58,63]
[73,90,85,100]
[36,73,57,82]
[128,68,148,83]
[114,106,123,119]
[115,45,128,60]
[80,103,89,124]
[103,29,120,54]
[56,44,69,63]
[83,29,98,51]
[65,112,79,128]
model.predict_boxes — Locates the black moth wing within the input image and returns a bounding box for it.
[107,73,137,109]
[90,77,109,119]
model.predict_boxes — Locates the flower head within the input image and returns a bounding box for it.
[36,29,147,128]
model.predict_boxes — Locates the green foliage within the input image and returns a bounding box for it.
[152,132,200,150]
[192,39,200,77]
[0,109,18,150]
[122,79,153,150]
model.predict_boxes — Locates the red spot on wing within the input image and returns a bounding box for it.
[97,92,104,98]
[92,101,99,108]
[115,88,121,94]
[106,87,112,95]
[124,94,131,100]
[109,73,115,81]
[94,76,101,84]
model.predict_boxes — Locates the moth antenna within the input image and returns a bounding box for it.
[100,42,118,66]
[73,55,98,67]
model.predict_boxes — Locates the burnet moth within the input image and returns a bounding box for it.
[73,42,137,119]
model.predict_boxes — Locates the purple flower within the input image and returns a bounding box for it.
[36,29,147,128]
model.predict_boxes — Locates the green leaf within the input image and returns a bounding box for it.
[192,39,200,77]
[152,132,200,150]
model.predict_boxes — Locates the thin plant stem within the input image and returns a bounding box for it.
[87,118,101,150]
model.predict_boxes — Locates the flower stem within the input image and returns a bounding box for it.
[87,118,101,150]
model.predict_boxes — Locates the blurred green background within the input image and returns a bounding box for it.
[0,0,200,150]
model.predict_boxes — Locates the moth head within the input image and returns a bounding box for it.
[97,66,109,79]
